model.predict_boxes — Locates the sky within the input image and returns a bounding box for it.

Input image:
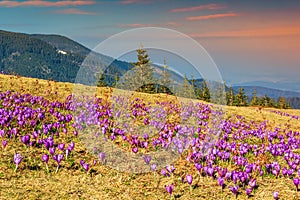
[0,0,300,86]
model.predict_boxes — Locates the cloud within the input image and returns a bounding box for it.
[53,8,96,15]
[0,0,96,7]
[170,4,225,13]
[189,26,300,38]
[186,13,238,21]
[120,0,151,4]
[119,23,155,28]
[119,22,181,28]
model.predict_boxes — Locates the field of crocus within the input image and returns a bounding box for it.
[1,74,300,200]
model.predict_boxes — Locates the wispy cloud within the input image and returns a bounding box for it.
[189,26,300,38]
[53,8,96,15]
[119,22,180,28]
[0,0,96,7]
[120,0,151,4]
[186,13,238,21]
[170,4,225,13]
[119,23,155,28]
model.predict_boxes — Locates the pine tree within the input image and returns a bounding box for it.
[236,87,248,106]
[226,86,234,106]
[159,58,172,94]
[121,45,154,93]
[181,74,194,98]
[250,88,258,106]
[201,80,210,102]
[277,96,287,109]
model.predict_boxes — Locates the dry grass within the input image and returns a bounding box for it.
[0,74,300,199]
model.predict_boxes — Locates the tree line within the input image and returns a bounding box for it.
[97,46,290,109]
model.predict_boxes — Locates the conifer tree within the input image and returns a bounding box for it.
[226,86,234,106]
[121,45,154,93]
[159,58,172,94]
[250,88,258,106]
[277,96,287,109]
[235,87,248,106]
[181,74,194,98]
[201,80,210,102]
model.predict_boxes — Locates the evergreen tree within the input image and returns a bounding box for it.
[112,73,119,88]
[181,74,194,98]
[96,70,106,87]
[250,88,258,106]
[259,95,274,107]
[277,96,287,109]
[226,86,234,106]
[121,45,154,93]
[159,58,172,94]
[235,87,248,106]
[201,80,210,102]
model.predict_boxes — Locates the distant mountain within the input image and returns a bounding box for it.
[232,85,300,108]
[232,86,300,99]
[0,29,131,83]
[234,81,300,93]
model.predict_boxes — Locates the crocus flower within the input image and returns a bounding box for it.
[186,174,193,185]
[246,188,252,196]
[2,140,7,148]
[58,143,65,151]
[293,177,299,191]
[42,154,49,171]
[68,142,75,151]
[150,164,157,171]
[143,155,151,164]
[80,160,89,173]
[161,169,169,177]
[165,184,174,196]
[166,164,175,174]
[49,147,56,155]
[14,153,23,172]
[132,147,138,153]
[229,185,239,197]
[218,177,224,188]
[249,178,257,188]
[99,152,106,162]
[42,154,49,164]
[273,191,279,200]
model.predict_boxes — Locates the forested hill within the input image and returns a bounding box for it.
[0,30,131,83]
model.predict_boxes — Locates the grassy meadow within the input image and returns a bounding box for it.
[0,74,300,200]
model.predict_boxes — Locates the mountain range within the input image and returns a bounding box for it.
[0,29,300,108]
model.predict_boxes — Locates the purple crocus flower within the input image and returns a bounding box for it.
[58,143,65,151]
[2,140,7,148]
[186,174,193,185]
[218,177,224,188]
[273,191,279,200]
[99,152,106,162]
[293,177,299,191]
[207,167,214,177]
[143,155,151,164]
[166,164,175,174]
[49,147,56,155]
[249,178,257,188]
[165,184,174,196]
[246,188,252,196]
[161,169,170,177]
[132,147,138,153]
[229,185,239,197]
[150,164,157,171]
[68,142,75,151]
[42,154,49,163]
[80,160,89,172]
[14,153,23,172]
